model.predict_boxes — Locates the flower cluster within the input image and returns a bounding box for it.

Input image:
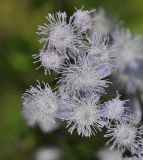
[22,7,143,159]
[96,9,143,95]
[112,29,143,94]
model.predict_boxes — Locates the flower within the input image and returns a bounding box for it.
[111,28,143,94]
[72,7,95,33]
[57,94,103,137]
[115,72,137,94]
[37,12,82,56]
[94,8,120,35]
[33,49,64,74]
[35,147,61,160]
[22,81,58,126]
[38,119,59,133]
[102,92,128,120]
[112,29,143,71]
[114,63,143,94]
[60,55,111,94]
[104,118,143,153]
[97,147,123,160]
[86,33,117,71]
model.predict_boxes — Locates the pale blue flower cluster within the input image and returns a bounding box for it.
[95,8,143,96]
[22,7,143,159]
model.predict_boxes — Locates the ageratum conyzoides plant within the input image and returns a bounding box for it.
[22,7,143,160]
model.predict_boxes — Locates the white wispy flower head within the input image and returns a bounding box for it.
[35,147,60,160]
[97,147,122,160]
[112,29,143,71]
[58,94,103,137]
[60,55,111,94]
[104,118,143,153]
[72,7,95,32]
[38,119,59,133]
[22,82,58,125]
[103,92,128,120]
[116,72,136,94]
[86,33,117,71]
[33,49,64,74]
[116,63,143,94]
[93,8,117,34]
[37,12,81,55]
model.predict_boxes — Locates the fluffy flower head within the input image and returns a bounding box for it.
[22,82,58,125]
[35,147,60,160]
[37,12,81,55]
[103,93,128,120]
[38,119,59,133]
[33,49,63,74]
[112,29,143,71]
[97,147,122,160]
[105,118,143,153]
[60,55,111,94]
[94,8,119,34]
[58,94,103,137]
[86,33,117,71]
[72,7,95,32]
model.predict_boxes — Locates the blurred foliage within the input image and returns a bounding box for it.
[0,0,143,159]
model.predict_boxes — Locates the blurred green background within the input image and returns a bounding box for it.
[0,0,143,159]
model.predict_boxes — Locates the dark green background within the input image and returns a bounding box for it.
[0,0,143,159]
